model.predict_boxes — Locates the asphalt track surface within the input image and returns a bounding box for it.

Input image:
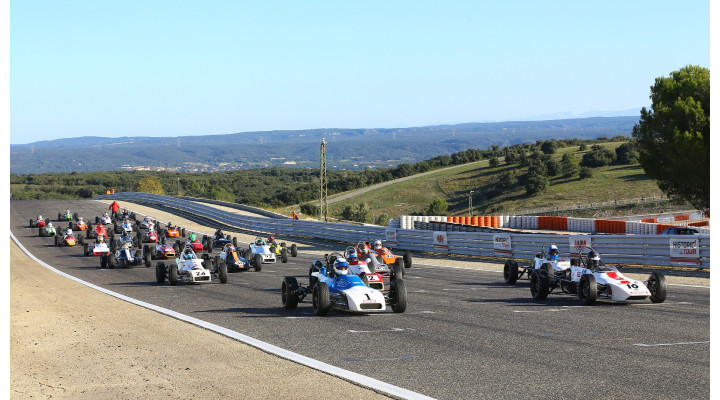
[12,200,710,399]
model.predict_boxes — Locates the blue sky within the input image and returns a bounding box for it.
[9,1,711,144]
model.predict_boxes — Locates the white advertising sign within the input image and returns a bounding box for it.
[385,229,398,247]
[669,238,699,259]
[493,234,512,255]
[569,235,591,255]
[433,231,448,248]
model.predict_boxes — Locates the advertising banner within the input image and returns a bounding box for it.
[433,231,448,249]
[569,235,592,255]
[493,234,512,255]
[385,229,398,247]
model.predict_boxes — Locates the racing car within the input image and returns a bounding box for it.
[213,243,254,272]
[324,248,386,290]
[119,209,136,221]
[244,236,286,266]
[185,234,208,253]
[142,240,180,267]
[136,216,155,231]
[88,223,110,239]
[503,243,571,287]
[69,217,89,232]
[57,210,73,222]
[29,215,46,228]
[268,235,298,259]
[113,219,134,235]
[160,222,184,238]
[155,248,228,285]
[564,247,667,305]
[84,236,111,258]
[137,228,159,244]
[39,222,58,237]
[95,213,113,225]
[109,232,136,253]
[208,230,235,250]
[355,241,405,279]
[281,258,407,316]
[102,242,142,269]
[55,228,83,247]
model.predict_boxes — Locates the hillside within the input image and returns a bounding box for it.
[10,116,639,174]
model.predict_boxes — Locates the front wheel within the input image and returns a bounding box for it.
[282,276,300,310]
[403,252,412,269]
[218,262,228,284]
[312,282,331,316]
[389,279,408,313]
[169,264,178,286]
[290,244,298,257]
[503,261,519,284]
[156,262,166,283]
[578,274,598,306]
[530,269,549,300]
[281,249,288,263]
[647,271,667,303]
[254,254,263,272]
[393,258,405,279]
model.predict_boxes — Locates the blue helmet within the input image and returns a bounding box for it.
[333,257,349,275]
[548,245,559,261]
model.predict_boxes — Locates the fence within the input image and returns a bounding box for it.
[95,192,710,269]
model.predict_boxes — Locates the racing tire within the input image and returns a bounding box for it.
[134,250,142,266]
[108,255,117,269]
[281,249,288,263]
[144,251,152,268]
[181,228,185,237]
[114,223,120,234]
[169,264,178,286]
[254,254,263,272]
[232,237,237,248]
[394,258,405,279]
[68,221,74,230]
[78,236,84,245]
[207,238,212,253]
[312,282,331,316]
[218,262,228,283]
[156,262,166,283]
[156,222,162,231]
[95,216,100,224]
[38,227,43,237]
[100,255,108,268]
[290,244,298,257]
[214,256,221,272]
[54,235,60,246]
[30,219,35,228]
[504,261,519,284]
[57,213,61,221]
[281,276,300,310]
[530,269,550,300]
[173,243,180,254]
[73,213,79,221]
[648,271,667,303]
[389,279,408,313]
[308,267,318,289]
[109,238,117,253]
[403,252,412,269]
[176,240,184,252]
[578,274,598,306]
[84,243,90,257]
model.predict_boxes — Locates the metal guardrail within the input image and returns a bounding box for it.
[95,192,710,269]
[176,196,289,219]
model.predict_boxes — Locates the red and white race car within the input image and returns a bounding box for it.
[142,242,180,267]
[138,229,159,243]
[88,223,109,239]
[29,215,46,228]
[69,217,89,231]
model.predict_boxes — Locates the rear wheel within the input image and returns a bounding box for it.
[647,271,667,303]
[504,261,519,284]
[232,237,237,247]
[312,282,331,316]
[218,262,228,283]
[282,276,300,310]
[108,255,117,269]
[578,274,598,305]
[156,262,166,283]
[281,249,288,263]
[393,258,405,279]
[530,268,550,300]
[403,252,412,269]
[290,244,298,257]
[389,279,408,313]
[254,254,263,272]
[144,251,152,268]
[100,255,108,268]
[84,243,90,257]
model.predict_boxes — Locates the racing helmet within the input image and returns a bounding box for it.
[257,239,265,245]
[189,233,196,241]
[587,250,601,268]
[548,245,559,261]
[358,244,369,254]
[268,235,275,242]
[347,249,358,262]
[47,222,54,228]
[78,217,84,223]
[374,240,382,250]
[225,244,235,252]
[38,215,43,220]
[184,248,194,259]
[66,228,73,235]
[333,257,349,275]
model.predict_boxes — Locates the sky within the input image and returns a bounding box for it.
[9,0,711,145]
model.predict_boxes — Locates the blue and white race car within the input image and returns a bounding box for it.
[281,258,407,316]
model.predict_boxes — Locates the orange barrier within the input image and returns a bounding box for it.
[674,214,690,221]
[689,221,709,227]
[471,216,479,226]
[483,216,490,227]
[656,223,674,234]
[491,216,499,228]
[641,218,658,223]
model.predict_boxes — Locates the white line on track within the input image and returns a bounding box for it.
[347,328,415,333]
[634,341,710,347]
[11,231,435,400]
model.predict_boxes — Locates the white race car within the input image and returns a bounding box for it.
[155,249,228,285]
[244,236,284,267]
[281,259,407,316]
[137,216,155,231]
[95,213,113,225]
[84,237,110,258]
[568,247,667,305]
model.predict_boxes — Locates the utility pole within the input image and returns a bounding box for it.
[469,190,474,217]
[319,138,328,222]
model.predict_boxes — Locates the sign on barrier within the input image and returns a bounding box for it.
[569,235,592,256]
[385,228,398,247]
[493,234,512,256]
[433,231,448,249]
[670,238,700,264]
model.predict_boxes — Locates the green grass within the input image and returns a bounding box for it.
[324,143,669,221]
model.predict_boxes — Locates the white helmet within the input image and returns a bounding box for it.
[333,257,349,275]
[38,215,43,220]
[374,240,382,249]
[47,222,53,228]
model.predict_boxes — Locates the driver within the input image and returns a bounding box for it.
[332,257,349,276]
[547,245,559,261]
[357,244,370,257]
[65,228,73,237]
[122,219,132,230]
[37,215,43,221]
[268,235,276,244]
[255,238,265,246]
[346,249,360,264]
[183,248,195,260]
[215,228,224,240]
[189,233,197,242]
[224,243,235,252]
[587,250,601,269]
[373,240,383,251]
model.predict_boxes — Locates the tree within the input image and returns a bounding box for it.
[579,166,594,179]
[135,176,165,195]
[488,157,500,168]
[615,142,639,165]
[525,174,549,196]
[633,65,709,212]
[581,145,616,167]
[375,214,389,226]
[427,198,448,215]
[561,153,580,178]
[540,140,558,155]
[545,159,561,177]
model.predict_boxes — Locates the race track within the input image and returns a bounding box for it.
[11,200,710,399]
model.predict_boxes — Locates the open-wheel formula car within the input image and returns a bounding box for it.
[30,215,46,228]
[102,242,142,269]
[142,240,180,267]
[564,247,667,305]
[281,258,407,316]
[158,222,185,239]
[355,240,407,279]
[268,235,297,259]
[155,248,227,285]
[95,213,113,225]
[57,210,73,222]
[119,209,136,221]
[39,223,58,237]
[324,248,387,290]
[208,230,236,250]
[244,236,286,266]
[214,243,254,272]
[503,243,572,287]
[84,236,111,258]
[68,217,89,231]
[113,219,134,236]
[55,228,83,247]
[87,223,110,239]
[136,228,159,244]
[136,216,156,231]
[363,239,412,268]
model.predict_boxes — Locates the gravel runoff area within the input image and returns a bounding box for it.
[11,200,709,399]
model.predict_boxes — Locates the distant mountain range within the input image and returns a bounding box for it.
[10,116,639,174]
